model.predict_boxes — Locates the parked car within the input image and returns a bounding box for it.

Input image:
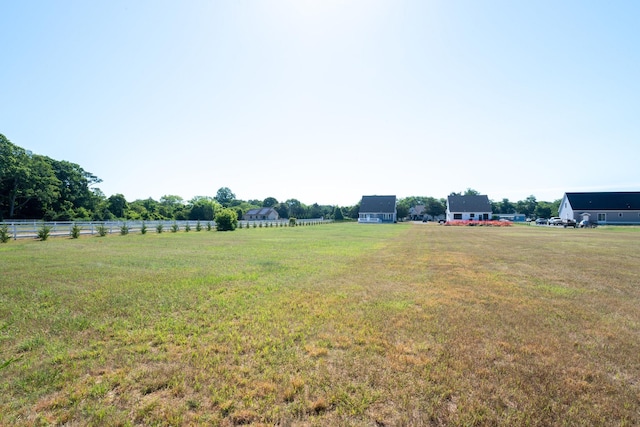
[535,218,548,225]
[548,217,563,226]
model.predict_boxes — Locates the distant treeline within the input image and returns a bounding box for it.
[1,134,559,221]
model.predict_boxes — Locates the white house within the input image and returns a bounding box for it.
[558,192,640,225]
[446,195,492,222]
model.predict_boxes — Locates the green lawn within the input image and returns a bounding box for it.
[1,223,639,426]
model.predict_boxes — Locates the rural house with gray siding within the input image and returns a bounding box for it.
[243,207,280,221]
[358,195,397,223]
[558,192,640,225]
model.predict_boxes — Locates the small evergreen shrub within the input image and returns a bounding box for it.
[289,217,297,227]
[141,221,147,234]
[96,225,108,237]
[253,222,257,228]
[185,222,191,232]
[0,224,10,243]
[206,222,212,231]
[71,223,81,239]
[171,222,179,233]
[156,223,164,234]
[195,221,202,231]
[37,224,52,241]
[120,223,129,235]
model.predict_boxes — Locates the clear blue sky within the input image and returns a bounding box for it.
[2,1,639,206]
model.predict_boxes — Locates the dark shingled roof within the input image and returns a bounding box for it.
[245,207,277,215]
[359,195,397,213]
[447,195,492,212]
[566,192,640,210]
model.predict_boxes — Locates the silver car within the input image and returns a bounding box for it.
[548,217,563,226]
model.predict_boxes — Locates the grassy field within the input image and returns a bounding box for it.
[1,222,639,426]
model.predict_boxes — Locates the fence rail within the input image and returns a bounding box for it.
[0,218,330,240]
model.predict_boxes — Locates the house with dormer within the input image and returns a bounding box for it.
[409,205,426,221]
[446,194,492,222]
[358,195,397,223]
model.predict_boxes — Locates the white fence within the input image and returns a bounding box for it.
[358,217,382,223]
[1,219,331,240]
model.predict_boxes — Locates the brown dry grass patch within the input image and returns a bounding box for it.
[1,223,639,425]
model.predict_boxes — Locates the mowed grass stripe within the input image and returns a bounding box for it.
[0,223,638,425]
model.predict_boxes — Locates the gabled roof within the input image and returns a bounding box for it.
[359,195,396,213]
[246,207,277,216]
[447,195,492,212]
[565,192,640,210]
[409,205,426,215]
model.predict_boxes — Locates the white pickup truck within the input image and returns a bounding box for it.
[549,217,577,228]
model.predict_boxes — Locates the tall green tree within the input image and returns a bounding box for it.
[215,187,236,207]
[285,198,307,218]
[159,195,184,218]
[497,198,515,214]
[24,155,62,219]
[1,134,103,219]
[262,197,278,207]
[107,194,128,218]
[534,203,552,219]
[128,198,162,220]
[126,201,149,220]
[0,136,60,219]
[333,206,344,220]
[346,203,360,219]
[401,196,427,209]
[309,203,323,219]
[274,202,289,219]
[188,196,220,221]
[515,195,537,218]
[50,159,102,218]
[396,199,410,220]
[424,197,446,218]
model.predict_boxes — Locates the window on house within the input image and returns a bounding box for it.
[597,213,606,222]
[470,213,475,218]
[619,213,623,217]
[454,213,462,220]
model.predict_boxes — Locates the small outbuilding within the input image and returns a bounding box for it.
[495,213,526,222]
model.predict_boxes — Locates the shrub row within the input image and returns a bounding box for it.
[0,219,331,242]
